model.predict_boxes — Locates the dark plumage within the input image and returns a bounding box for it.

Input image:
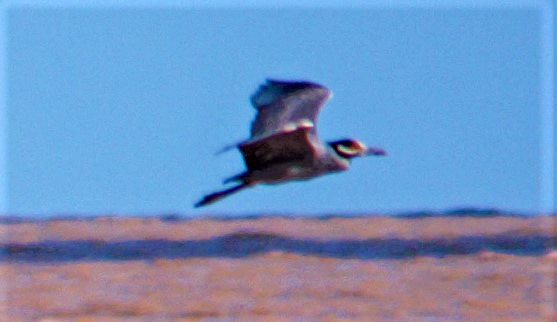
[195,79,386,207]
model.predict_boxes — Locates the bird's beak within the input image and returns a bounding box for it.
[366,147,387,156]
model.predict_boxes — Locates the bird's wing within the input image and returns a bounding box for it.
[239,127,320,172]
[249,79,332,139]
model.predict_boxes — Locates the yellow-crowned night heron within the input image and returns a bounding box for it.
[195,79,386,207]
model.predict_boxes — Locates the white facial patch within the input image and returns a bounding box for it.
[337,144,360,156]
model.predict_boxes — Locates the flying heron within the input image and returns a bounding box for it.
[195,79,386,207]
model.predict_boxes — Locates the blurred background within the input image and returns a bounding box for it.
[1,4,556,321]
[2,1,554,216]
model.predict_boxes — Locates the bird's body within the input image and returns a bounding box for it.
[195,79,386,207]
[229,128,350,185]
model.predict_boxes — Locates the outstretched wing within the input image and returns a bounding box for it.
[249,79,331,139]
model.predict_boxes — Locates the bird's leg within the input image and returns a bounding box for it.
[223,172,247,185]
[194,183,253,208]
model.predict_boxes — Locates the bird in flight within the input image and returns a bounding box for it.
[195,79,386,207]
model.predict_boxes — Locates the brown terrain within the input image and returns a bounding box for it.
[0,214,555,321]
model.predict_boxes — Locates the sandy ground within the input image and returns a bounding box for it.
[1,215,555,321]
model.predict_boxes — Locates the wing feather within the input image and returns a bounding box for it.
[239,128,318,172]
[249,79,331,139]
[229,79,330,173]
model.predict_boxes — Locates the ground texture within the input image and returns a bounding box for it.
[1,215,555,321]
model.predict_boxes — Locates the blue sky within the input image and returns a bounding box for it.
[1,1,555,216]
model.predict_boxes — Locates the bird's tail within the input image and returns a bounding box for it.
[194,183,251,208]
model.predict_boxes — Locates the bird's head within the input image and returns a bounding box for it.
[329,139,387,159]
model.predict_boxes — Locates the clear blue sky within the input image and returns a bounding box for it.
[2,1,555,216]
